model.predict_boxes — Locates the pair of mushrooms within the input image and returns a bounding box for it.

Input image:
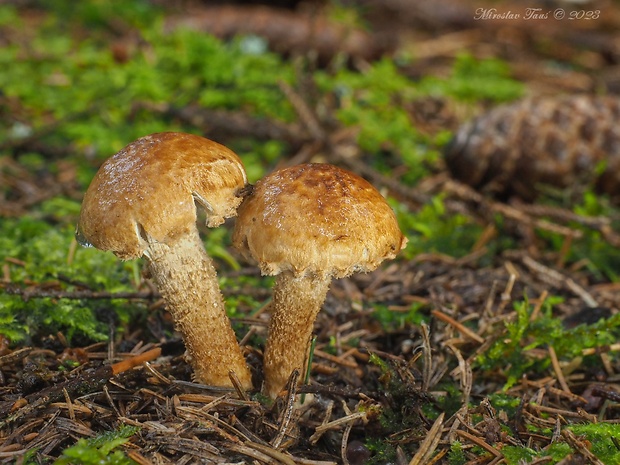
[77,132,407,398]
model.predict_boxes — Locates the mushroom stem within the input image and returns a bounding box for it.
[263,271,331,398]
[144,226,252,390]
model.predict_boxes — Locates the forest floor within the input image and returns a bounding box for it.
[2,1,620,464]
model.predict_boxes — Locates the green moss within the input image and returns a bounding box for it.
[0,4,18,26]
[501,445,538,464]
[0,3,294,166]
[488,393,522,417]
[546,442,573,461]
[372,302,425,331]
[0,217,133,289]
[559,195,620,282]
[501,442,573,464]
[0,217,140,344]
[43,0,161,30]
[417,53,524,103]
[365,438,398,464]
[569,423,620,464]
[369,353,429,444]
[52,425,140,465]
[0,213,256,345]
[477,296,620,389]
[448,441,467,465]
[316,58,438,185]
[395,194,487,260]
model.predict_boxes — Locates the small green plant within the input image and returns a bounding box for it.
[365,438,398,465]
[53,425,140,465]
[448,441,467,465]
[477,296,620,389]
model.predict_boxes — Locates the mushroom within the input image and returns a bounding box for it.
[76,132,253,390]
[232,163,407,398]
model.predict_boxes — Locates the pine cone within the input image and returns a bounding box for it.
[444,95,620,201]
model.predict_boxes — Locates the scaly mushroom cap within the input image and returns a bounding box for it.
[77,132,247,260]
[233,163,407,279]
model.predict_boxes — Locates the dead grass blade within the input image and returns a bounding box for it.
[408,412,445,465]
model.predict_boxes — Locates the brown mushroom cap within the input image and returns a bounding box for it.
[233,163,407,278]
[77,132,247,260]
